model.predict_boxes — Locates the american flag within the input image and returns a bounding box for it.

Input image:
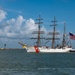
[69,32,75,40]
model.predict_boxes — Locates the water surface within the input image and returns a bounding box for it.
[0,49,75,75]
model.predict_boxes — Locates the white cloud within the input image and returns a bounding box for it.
[0,10,46,39]
[0,10,7,22]
[24,18,37,34]
[5,8,23,14]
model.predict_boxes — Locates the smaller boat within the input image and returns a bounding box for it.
[69,49,75,52]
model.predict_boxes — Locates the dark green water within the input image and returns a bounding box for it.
[0,49,75,75]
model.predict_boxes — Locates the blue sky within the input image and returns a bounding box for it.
[0,0,75,48]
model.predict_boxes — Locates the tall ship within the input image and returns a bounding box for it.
[19,15,74,53]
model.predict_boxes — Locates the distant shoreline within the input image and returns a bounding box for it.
[0,48,25,50]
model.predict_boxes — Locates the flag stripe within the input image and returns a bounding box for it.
[69,32,75,40]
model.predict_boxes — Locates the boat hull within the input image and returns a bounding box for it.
[25,46,73,53]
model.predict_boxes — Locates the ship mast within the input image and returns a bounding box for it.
[31,15,45,46]
[47,17,59,48]
[62,23,66,47]
[35,15,43,46]
[51,17,57,48]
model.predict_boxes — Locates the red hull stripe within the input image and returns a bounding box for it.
[34,46,39,53]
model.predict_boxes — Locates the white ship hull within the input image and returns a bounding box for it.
[25,46,73,53]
